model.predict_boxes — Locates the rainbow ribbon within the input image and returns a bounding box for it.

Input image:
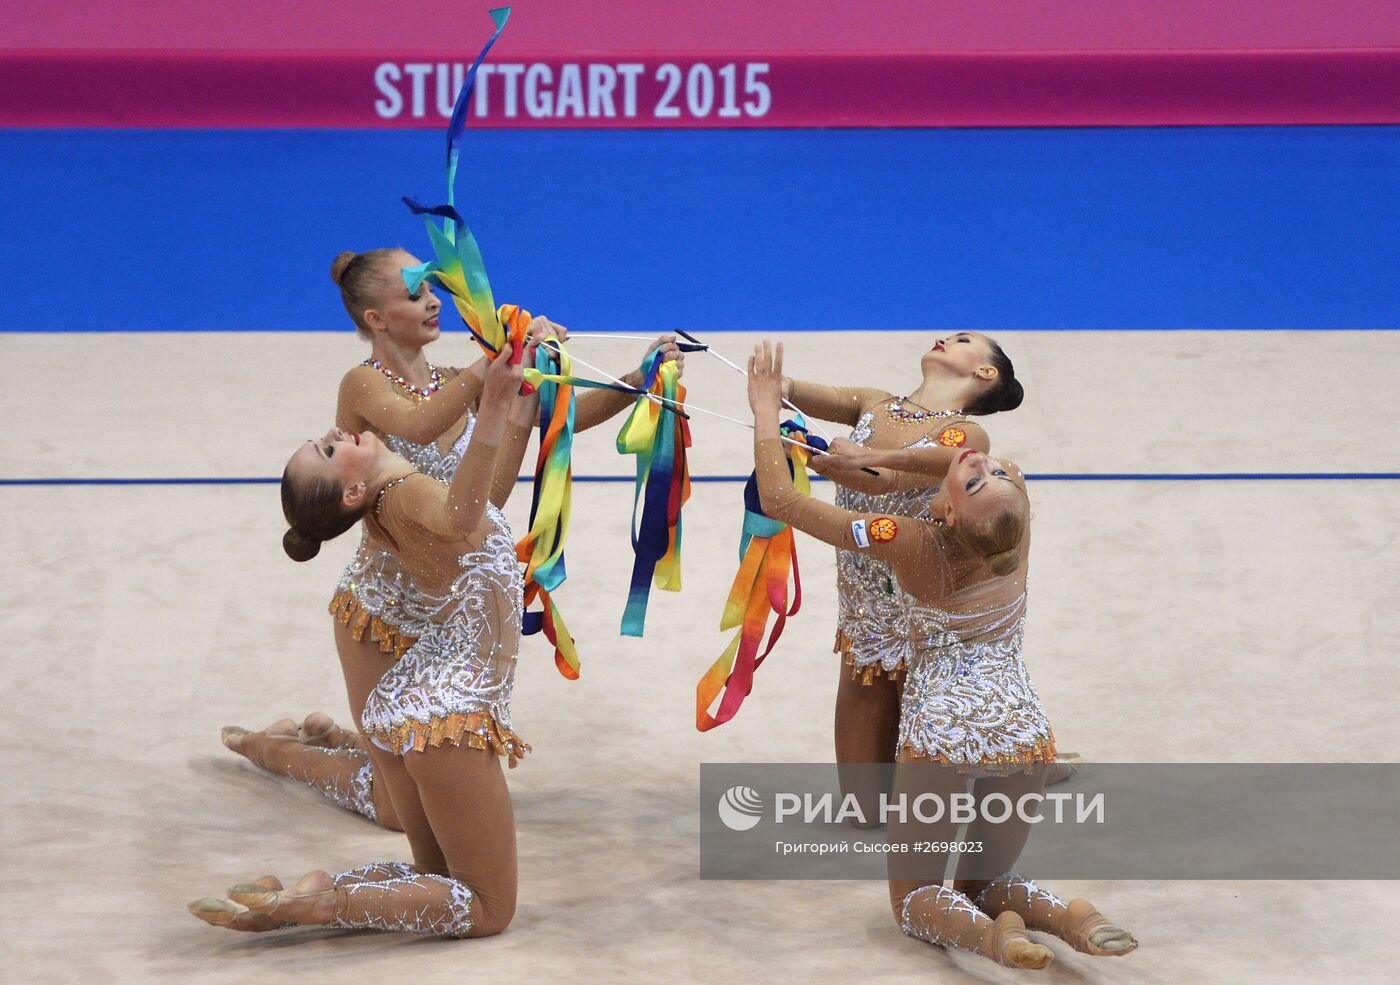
[395,8,589,678]
[615,351,691,637]
[696,419,827,731]
[511,347,684,674]
[400,6,516,360]
[508,303,582,679]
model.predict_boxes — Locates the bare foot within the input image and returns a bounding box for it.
[228,870,337,927]
[189,875,286,932]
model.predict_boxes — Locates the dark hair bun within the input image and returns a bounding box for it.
[330,251,358,286]
[283,528,322,562]
[999,378,1024,413]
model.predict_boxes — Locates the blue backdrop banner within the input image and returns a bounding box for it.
[3,126,1397,332]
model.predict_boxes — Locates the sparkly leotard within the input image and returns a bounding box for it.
[783,381,973,683]
[325,357,640,771]
[834,400,969,683]
[896,540,1053,771]
[357,472,527,762]
[754,437,1054,770]
[329,413,479,657]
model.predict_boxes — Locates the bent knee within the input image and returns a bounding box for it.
[889,881,933,924]
[465,898,515,937]
[889,898,907,926]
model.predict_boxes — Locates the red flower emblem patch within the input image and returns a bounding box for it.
[869,517,899,543]
[937,426,967,448]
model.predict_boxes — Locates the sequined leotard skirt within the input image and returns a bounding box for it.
[358,506,530,765]
[898,613,1055,773]
[329,535,422,658]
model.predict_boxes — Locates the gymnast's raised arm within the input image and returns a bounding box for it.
[778,375,888,427]
[416,340,525,540]
[572,334,687,432]
[748,341,937,588]
[808,424,992,495]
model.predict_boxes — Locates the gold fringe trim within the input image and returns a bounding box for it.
[364,710,531,768]
[904,731,1058,775]
[328,589,417,659]
[836,629,905,684]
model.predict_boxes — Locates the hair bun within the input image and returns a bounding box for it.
[330,251,358,286]
[999,378,1025,413]
[283,527,322,562]
[984,546,1021,576]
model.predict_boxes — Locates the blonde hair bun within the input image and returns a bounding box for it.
[984,547,1021,576]
[330,250,358,286]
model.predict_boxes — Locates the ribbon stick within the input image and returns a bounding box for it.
[675,328,880,475]
[615,350,692,636]
[696,418,826,730]
[675,329,833,441]
[566,333,709,352]
[524,340,692,417]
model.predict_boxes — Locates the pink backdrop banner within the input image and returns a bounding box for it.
[7,1,1400,53]
[5,48,1400,128]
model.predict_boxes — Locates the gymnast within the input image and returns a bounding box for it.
[749,341,1134,969]
[221,247,679,831]
[778,332,1074,813]
[192,336,544,936]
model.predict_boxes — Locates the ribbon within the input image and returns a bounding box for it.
[503,303,582,679]
[399,7,518,363]
[393,9,587,676]
[696,418,827,730]
[615,351,692,636]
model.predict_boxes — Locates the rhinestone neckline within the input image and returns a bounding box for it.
[374,472,419,516]
[363,358,445,402]
[885,398,963,424]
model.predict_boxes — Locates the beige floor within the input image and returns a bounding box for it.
[2,330,1398,984]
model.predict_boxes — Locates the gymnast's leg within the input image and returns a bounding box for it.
[834,661,902,827]
[191,744,512,938]
[954,766,1137,957]
[327,616,405,830]
[191,641,515,938]
[886,756,1053,970]
[218,618,403,830]
[222,727,384,825]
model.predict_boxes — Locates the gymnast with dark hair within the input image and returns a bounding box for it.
[775,332,1074,811]
[750,341,1135,970]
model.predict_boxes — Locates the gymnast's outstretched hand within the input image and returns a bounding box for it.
[747,340,784,426]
